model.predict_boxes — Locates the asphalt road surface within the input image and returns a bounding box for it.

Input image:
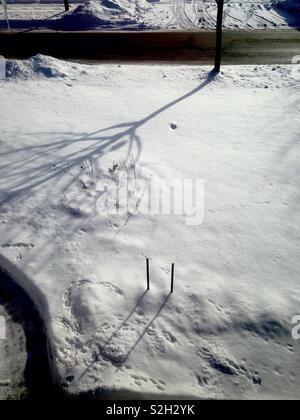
[0,30,299,65]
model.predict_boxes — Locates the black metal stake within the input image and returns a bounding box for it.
[214,0,224,73]
[171,263,175,293]
[64,0,70,12]
[146,258,150,291]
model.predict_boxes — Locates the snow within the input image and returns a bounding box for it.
[0,0,10,30]
[0,0,299,31]
[54,0,152,30]
[0,55,299,398]
[194,0,300,30]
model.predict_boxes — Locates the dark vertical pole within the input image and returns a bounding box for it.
[64,0,70,12]
[214,0,224,73]
[146,258,150,291]
[171,263,175,293]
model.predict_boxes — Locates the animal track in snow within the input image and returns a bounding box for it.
[150,377,166,391]
[63,278,91,308]
[162,330,177,344]
[207,299,224,313]
[131,374,149,387]
[197,345,262,386]
[161,266,170,275]
[198,346,240,375]
[135,307,144,317]
[99,281,124,296]
[146,326,177,355]
[107,221,120,230]
[194,370,213,388]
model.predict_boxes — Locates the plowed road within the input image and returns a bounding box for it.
[0,30,299,64]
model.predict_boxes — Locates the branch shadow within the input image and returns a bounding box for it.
[0,70,217,206]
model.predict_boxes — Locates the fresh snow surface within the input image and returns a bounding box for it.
[0,0,299,30]
[0,56,300,398]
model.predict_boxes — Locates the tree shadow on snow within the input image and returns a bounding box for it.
[0,12,67,32]
[0,70,217,207]
[272,0,300,29]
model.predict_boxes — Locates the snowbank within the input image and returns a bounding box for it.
[6,54,73,79]
[5,54,297,87]
[1,56,300,398]
[54,0,151,30]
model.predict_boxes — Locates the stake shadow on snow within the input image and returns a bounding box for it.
[78,291,172,382]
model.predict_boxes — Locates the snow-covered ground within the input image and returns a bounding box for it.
[0,0,299,31]
[0,56,299,398]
